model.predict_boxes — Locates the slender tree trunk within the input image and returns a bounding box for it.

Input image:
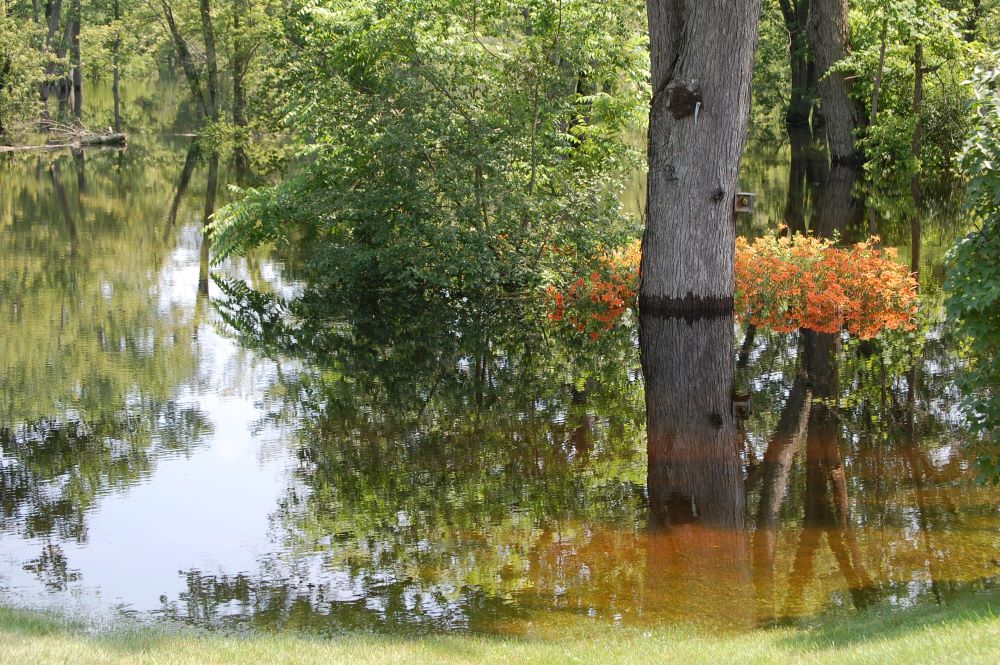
[161,0,209,118]
[808,0,860,164]
[112,0,122,132]
[200,151,220,297]
[231,0,250,172]
[911,39,924,188]
[45,0,63,49]
[870,17,888,126]
[965,0,981,42]
[640,0,763,313]
[70,0,82,118]
[231,5,248,129]
[0,57,8,136]
[199,0,220,122]
[39,0,64,104]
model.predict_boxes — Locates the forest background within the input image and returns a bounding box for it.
[1,0,999,475]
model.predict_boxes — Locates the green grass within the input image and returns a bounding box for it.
[2,593,1000,664]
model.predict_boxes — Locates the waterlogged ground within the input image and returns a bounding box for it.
[1,84,998,637]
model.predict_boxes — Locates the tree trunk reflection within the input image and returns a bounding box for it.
[641,312,752,626]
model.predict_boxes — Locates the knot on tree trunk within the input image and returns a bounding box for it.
[667,79,703,119]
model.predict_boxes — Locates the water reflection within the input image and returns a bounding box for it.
[641,311,752,626]
[1,94,998,634]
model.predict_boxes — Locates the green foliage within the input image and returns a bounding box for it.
[211,0,648,294]
[848,0,977,187]
[749,0,791,146]
[945,65,1000,482]
[0,4,45,135]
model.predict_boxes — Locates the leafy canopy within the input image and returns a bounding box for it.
[210,0,648,294]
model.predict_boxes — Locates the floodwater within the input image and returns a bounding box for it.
[1,82,998,636]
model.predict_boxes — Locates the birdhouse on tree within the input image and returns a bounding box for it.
[734,192,756,214]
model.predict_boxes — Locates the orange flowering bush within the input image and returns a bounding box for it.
[545,242,640,340]
[546,234,918,341]
[735,234,918,338]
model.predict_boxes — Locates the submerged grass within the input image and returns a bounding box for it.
[2,593,999,664]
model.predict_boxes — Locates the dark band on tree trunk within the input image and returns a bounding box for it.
[638,293,734,321]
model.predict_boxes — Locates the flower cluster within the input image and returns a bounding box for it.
[545,234,919,341]
[545,242,640,340]
[735,234,918,339]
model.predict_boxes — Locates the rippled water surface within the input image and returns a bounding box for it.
[1,83,998,635]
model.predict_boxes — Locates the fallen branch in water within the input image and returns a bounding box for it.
[0,132,128,153]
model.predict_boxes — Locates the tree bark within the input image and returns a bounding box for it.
[807,0,861,164]
[870,16,888,127]
[640,0,763,314]
[231,0,250,129]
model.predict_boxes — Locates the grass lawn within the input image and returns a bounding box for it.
[2,593,999,664]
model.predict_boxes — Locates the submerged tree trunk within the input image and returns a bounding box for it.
[807,0,860,164]
[640,0,762,313]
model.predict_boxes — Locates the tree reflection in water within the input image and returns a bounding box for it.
[3,114,998,634]
[163,257,1000,634]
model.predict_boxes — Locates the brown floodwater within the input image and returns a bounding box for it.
[0,81,997,636]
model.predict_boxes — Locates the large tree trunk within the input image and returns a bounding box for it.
[640,0,762,314]
[807,0,860,164]
[642,311,753,626]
